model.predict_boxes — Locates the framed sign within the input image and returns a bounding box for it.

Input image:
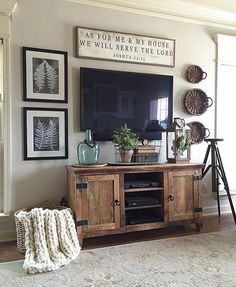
[77,27,175,67]
[23,47,68,103]
[23,107,68,160]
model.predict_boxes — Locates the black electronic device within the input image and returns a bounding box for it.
[126,216,159,225]
[125,195,159,207]
[125,209,161,225]
[80,67,173,140]
[124,181,160,189]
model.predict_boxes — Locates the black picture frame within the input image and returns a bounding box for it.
[23,107,68,160]
[23,47,68,103]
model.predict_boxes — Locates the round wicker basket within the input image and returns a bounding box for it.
[14,202,72,255]
[187,121,210,144]
[184,89,213,115]
[185,65,207,83]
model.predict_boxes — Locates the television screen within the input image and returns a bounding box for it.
[80,68,173,141]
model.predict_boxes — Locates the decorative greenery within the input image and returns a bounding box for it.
[33,60,58,93]
[34,118,59,151]
[112,124,139,150]
[176,135,191,155]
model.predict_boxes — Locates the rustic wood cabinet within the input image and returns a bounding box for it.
[168,170,202,228]
[78,174,120,232]
[67,163,204,245]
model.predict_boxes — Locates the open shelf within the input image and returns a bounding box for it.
[125,187,163,193]
[125,204,163,211]
[124,172,164,225]
[125,207,163,225]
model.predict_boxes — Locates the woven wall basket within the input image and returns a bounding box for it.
[187,121,210,144]
[184,89,213,115]
[14,202,72,255]
[185,65,207,83]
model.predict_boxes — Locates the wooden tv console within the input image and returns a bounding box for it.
[67,163,204,245]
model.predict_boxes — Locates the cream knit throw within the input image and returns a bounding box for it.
[16,208,80,274]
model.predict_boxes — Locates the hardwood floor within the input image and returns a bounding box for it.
[0,213,235,263]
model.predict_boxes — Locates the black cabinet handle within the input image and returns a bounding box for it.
[114,199,120,206]
[168,195,174,201]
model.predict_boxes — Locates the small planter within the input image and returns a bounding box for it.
[112,124,139,163]
[119,149,134,163]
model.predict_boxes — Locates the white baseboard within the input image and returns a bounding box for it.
[218,189,236,197]
[203,204,234,216]
[0,229,16,242]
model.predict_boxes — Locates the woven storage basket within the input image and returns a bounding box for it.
[187,121,210,144]
[184,89,213,115]
[14,201,72,255]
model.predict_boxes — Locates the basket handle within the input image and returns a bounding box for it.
[207,97,213,108]
[202,71,207,80]
[204,128,210,138]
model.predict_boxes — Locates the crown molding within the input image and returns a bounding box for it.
[0,0,17,18]
[65,0,236,29]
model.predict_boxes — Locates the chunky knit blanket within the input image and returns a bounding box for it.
[16,208,80,274]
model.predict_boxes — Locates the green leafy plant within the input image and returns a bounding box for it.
[112,124,139,150]
[176,135,191,155]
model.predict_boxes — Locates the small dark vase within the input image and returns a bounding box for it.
[77,130,99,165]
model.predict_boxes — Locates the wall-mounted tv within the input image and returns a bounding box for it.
[80,67,173,141]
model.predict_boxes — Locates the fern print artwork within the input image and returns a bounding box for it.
[33,58,59,94]
[33,117,59,151]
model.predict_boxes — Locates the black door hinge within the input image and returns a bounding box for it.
[76,182,88,189]
[194,207,203,212]
[193,175,202,181]
[76,220,89,227]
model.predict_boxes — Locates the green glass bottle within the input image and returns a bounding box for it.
[77,130,99,165]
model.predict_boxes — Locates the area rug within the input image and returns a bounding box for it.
[0,231,236,287]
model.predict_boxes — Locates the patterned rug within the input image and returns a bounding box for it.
[0,231,236,287]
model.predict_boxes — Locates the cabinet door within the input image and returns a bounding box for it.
[80,174,120,233]
[168,170,202,222]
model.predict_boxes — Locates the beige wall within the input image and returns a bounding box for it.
[1,0,236,239]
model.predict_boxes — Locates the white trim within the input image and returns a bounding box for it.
[0,213,10,221]
[203,204,234,216]
[0,229,16,242]
[0,0,17,17]
[2,37,11,215]
[219,190,236,197]
[65,0,236,29]
[0,2,16,217]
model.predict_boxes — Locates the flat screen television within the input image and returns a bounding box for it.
[80,67,173,141]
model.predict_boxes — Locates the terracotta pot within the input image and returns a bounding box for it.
[119,149,134,163]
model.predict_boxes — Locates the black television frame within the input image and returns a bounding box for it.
[80,67,173,141]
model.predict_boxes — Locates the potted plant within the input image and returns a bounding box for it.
[112,124,139,163]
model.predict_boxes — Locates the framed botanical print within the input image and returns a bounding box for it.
[23,107,68,160]
[23,47,68,103]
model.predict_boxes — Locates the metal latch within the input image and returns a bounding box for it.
[76,182,88,189]
[76,220,89,226]
[193,175,202,181]
[194,207,203,212]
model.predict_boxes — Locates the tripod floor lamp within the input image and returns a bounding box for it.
[202,138,236,225]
